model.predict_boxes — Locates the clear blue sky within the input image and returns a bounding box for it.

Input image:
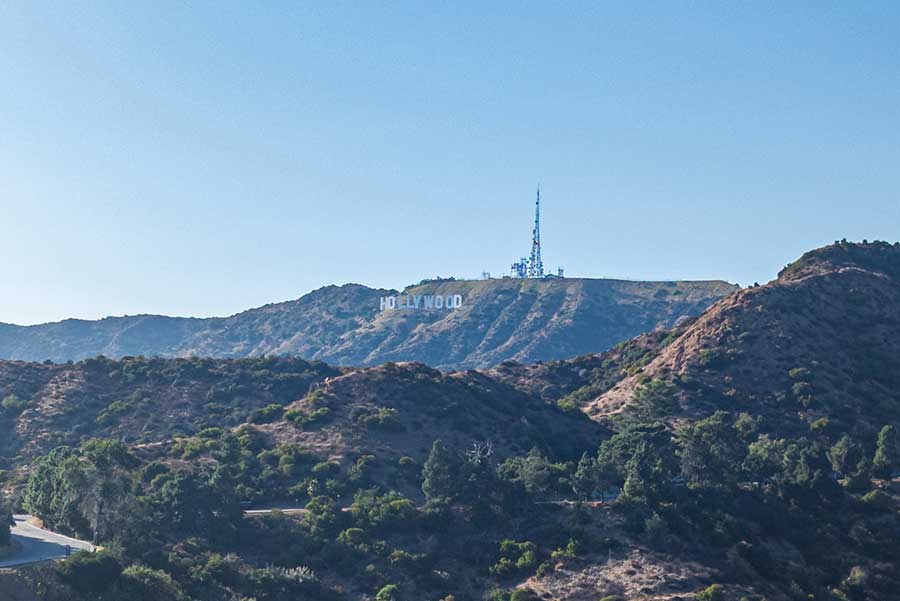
[2,2,898,325]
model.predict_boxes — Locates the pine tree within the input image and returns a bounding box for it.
[572,453,598,500]
[828,435,863,477]
[873,425,900,478]
[622,441,670,504]
[679,411,742,488]
[422,440,457,501]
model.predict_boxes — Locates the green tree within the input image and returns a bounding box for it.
[571,452,615,500]
[828,435,864,477]
[679,411,743,488]
[498,448,568,496]
[23,446,89,536]
[743,434,788,482]
[873,425,900,478]
[622,441,672,505]
[64,439,137,543]
[422,440,459,501]
[148,472,234,540]
[572,452,599,499]
[597,422,678,481]
[305,495,344,538]
[778,440,840,507]
[351,489,416,534]
[0,501,11,547]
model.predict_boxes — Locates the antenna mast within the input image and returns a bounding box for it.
[528,185,544,278]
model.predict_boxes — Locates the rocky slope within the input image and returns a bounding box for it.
[590,241,900,436]
[0,278,736,369]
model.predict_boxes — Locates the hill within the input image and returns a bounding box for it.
[5,243,900,601]
[0,278,736,369]
[0,356,602,485]
[589,240,900,437]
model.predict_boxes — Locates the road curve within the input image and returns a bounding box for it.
[0,515,94,568]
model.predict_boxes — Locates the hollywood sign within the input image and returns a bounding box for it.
[380,294,464,311]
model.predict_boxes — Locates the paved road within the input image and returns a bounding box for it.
[243,505,357,517]
[0,515,94,568]
[243,507,308,516]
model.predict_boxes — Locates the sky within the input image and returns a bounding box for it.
[1,2,899,325]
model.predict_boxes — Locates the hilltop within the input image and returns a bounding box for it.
[0,278,735,369]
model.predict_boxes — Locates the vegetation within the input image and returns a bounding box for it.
[0,501,11,548]
[13,400,900,600]
[0,279,734,368]
[1,393,29,416]
[3,243,900,600]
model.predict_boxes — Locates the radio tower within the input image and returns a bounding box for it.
[528,185,544,278]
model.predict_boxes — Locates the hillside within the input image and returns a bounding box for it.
[0,278,736,369]
[5,243,900,601]
[590,241,900,436]
[0,356,602,483]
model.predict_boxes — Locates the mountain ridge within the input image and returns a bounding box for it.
[0,278,736,368]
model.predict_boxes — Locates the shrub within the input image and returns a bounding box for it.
[116,566,186,601]
[397,456,420,483]
[286,406,331,429]
[141,462,170,483]
[337,527,366,547]
[697,348,736,369]
[312,461,340,477]
[788,367,810,380]
[349,455,376,482]
[556,396,579,413]
[1,394,29,415]
[388,549,427,573]
[810,417,830,431]
[351,489,416,533]
[57,550,122,596]
[250,403,284,424]
[355,407,404,432]
[696,584,724,601]
[490,540,537,578]
[633,380,679,418]
[245,565,327,599]
[376,583,399,601]
[551,538,582,560]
